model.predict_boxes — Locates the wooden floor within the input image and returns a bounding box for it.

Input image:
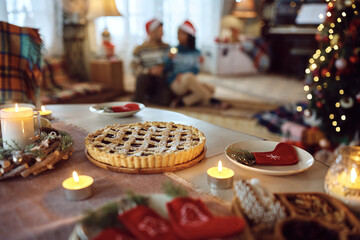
[119,73,304,142]
[164,108,282,142]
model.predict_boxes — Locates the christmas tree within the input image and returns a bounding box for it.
[305,0,360,145]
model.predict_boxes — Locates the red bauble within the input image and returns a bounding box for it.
[350,56,358,64]
[321,68,329,77]
[315,34,323,42]
[316,101,323,108]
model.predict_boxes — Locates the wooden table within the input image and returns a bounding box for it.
[0,104,329,239]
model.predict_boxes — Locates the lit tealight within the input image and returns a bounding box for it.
[207,160,234,189]
[39,105,52,119]
[62,171,93,201]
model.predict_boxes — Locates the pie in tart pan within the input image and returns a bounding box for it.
[85,121,206,169]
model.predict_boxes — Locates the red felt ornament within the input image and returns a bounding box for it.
[167,197,245,240]
[118,205,178,240]
[111,103,140,112]
[252,142,299,166]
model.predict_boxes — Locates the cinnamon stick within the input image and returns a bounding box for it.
[44,141,60,155]
[20,148,61,177]
[0,163,29,180]
[22,147,74,177]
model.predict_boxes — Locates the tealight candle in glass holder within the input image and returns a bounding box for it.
[324,146,360,212]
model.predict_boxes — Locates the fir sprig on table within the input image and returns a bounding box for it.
[81,202,122,230]
[126,190,149,206]
[0,130,73,160]
[58,130,74,150]
[162,181,188,198]
[226,146,256,166]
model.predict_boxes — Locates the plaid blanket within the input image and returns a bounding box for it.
[242,37,270,72]
[0,21,42,105]
[254,102,309,135]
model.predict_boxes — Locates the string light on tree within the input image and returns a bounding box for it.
[304,0,360,145]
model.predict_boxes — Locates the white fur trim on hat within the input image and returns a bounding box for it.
[179,20,196,36]
[146,19,162,33]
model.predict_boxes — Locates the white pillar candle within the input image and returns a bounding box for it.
[0,104,34,150]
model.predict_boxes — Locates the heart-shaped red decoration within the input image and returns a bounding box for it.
[253,142,299,166]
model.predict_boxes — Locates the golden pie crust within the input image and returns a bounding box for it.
[85,121,206,169]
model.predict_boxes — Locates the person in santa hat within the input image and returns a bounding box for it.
[164,20,229,109]
[131,18,174,106]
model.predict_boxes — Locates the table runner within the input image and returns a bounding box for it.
[0,121,230,240]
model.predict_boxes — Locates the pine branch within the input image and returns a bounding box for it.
[126,190,149,206]
[81,202,123,230]
[161,181,188,198]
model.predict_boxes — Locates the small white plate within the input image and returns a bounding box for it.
[89,101,145,117]
[225,140,314,176]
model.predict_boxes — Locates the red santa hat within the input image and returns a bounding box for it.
[145,18,162,34]
[179,20,196,37]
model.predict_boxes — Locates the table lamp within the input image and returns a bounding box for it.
[232,0,257,18]
[87,0,122,57]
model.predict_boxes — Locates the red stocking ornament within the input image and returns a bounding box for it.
[118,205,178,240]
[167,197,245,239]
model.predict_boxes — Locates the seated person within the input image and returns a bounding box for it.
[131,18,173,106]
[164,20,229,109]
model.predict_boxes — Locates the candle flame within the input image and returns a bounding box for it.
[72,171,79,183]
[15,103,19,112]
[351,167,357,183]
[218,160,223,173]
[41,105,46,112]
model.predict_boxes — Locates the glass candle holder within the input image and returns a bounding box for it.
[0,106,41,150]
[324,146,360,212]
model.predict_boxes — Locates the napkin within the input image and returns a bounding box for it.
[118,205,178,240]
[92,227,136,240]
[166,197,245,240]
[253,142,299,166]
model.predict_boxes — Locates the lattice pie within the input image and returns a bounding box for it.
[85,121,206,169]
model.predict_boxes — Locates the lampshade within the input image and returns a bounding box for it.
[233,0,257,18]
[87,0,122,19]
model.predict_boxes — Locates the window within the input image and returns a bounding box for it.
[0,0,63,56]
[91,0,223,70]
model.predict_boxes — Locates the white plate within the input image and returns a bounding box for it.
[225,140,314,176]
[89,101,145,117]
